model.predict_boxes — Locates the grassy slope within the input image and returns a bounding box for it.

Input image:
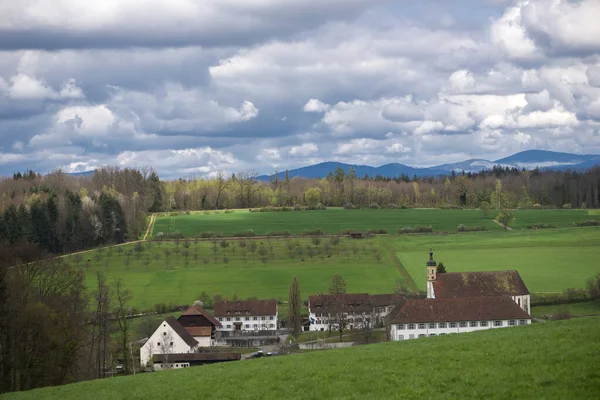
[152,208,600,237]
[396,227,600,292]
[531,300,600,318]
[73,238,399,310]
[9,317,600,400]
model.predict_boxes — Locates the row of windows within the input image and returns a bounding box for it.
[397,320,527,330]
[218,316,275,322]
[224,324,276,329]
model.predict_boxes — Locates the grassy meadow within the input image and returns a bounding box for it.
[8,317,600,400]
[151,208,600,237]
[396,227,600,293]
[72,237,400,311]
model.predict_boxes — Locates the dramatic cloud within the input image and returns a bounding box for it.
[1,0,600,177]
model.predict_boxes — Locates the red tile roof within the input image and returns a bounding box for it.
[184,326,212,337]
[308,293,406,314]
[213,300,277,317]
[433,271,529,298]
[181,305,222,327]
[389,296,531,324]
[164,316,198,348]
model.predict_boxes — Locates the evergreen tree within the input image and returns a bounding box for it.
[148,171,163,212]
[17,204,32,242]
[30,200,53,252]
[2,205,21,244]
[288,277,301,338]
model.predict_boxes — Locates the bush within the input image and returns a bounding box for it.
[161,231,184,239]
[527,223,556,229]
[265,230,292,237]
[199,231,223,238]
[398,225,434,234]
[368,202,380,209]
[224,210,234,214]
[532,203,543,209]
[306,203,326,210]
[367,228,388,234]
[531,289,590,306]
[552,306,572,320]
[303,228,324,236]
[573,220,600,227]
[563,203,572,209]
[344,202,354,210]
[383,204,398,209]
[457,224,486,232]
[203,210,211,215]
[232,229,255,237]
[169,212,179,216]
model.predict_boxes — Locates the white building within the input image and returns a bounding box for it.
[214,299,278,331]
[177,305,221,347]
[426,250,531,314]
[308,293,405,332]
[140,316,199,370]
[389,296,532,341]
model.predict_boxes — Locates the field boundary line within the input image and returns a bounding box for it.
[383,243,419,294]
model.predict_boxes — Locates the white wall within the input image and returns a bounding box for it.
[216,308,278,331]
[511,294,531,315]
[140,320,197,368]
[153,362,190,371]
[193,336,212,347]
[391,318,531,341]
[308,306,394,332]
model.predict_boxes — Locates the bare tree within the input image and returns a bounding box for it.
[329,273,347,294]
[288,277,302,338]
[214,170,231,209]
[113,279,133,375]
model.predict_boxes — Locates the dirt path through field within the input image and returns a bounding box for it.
[493,219,513,231]
[383,243,419,293]
[143,213,156,240]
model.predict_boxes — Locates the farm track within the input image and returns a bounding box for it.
[142,213,156,241]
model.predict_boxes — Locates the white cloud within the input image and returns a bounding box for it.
[449,69,475,92]
[303,98,330,113]
[289,143,318,157]
[257,148,281,161]
[2,73,84,100]
[490,3,538,59]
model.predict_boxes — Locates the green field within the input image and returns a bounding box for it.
[8,317,600,400]
[531,300,600,318]
[72,237,399,311]
[152,208,600,237]
[396,228,600,293]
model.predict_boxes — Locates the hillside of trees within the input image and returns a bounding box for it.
[1,165,599,254]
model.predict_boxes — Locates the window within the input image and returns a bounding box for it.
[253,324,258,328]
[509,320,515,326]
[218,317,223,322]
[269,316,274,320]
[450,322,457,328]
[245,324,250,328]
[269,324,274,328]
[519,319,527,325]
[169,342,173,346]
[418,323,426,329]
[428,323,435,329]
[245,317,249,321]
[157,342,160,346]
[439,323,447,328]
[480,321,488,327]
[429,334,436,337]
[418,334,425,338]
[226,325,231,329]
[518,298,521,306]
[470,321,477,327]
[494,320,502,327]
[440,333,446,336]
[235,317,240,321]
[253,317,258,321]
[398,324,405,330]
[226,317,231,321]
[261,317,266,320]
[163,332,166,336]
[459,322,467,328]
[408,324,415,330]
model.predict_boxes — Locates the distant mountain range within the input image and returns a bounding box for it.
[257,150,600,181]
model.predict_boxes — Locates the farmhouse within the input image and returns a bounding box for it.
[389,250,532,341]
[177,305,222,347]
[140,316,200,369]
[308,293,405,331]
[214,299,278,332]
[425,250,531,314]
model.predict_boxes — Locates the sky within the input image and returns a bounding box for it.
[0,0,600,178]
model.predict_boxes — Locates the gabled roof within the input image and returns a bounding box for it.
[308,293,406,314]
[181,305,222,327]
[185,326,212,337]
[389,296,531,324]
[164,316,198,348]
[213,300,277,317]
[433,270,529,298]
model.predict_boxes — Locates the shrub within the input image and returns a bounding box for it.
[368,202,380,209]
[185,211,191,215]
[527,223,556,229]
[383,204,398,209]
[203,210,211,215]
[306,203,326,210]
[563,203,572,209]
[161,231,184,239]
[344,202,354,210]
[199,231,223,238]
[232,229,256,237]
[224,210,234,214]
[265,230,292,237]
[531,289,590,306]
[303,228,324,236]
[552,306,572,320]
[169,212,179,217]
[457,224,486,232]
[398,225,434,234]
[573,220,600,227]
[532,203,543,209]
[367,228,388,234]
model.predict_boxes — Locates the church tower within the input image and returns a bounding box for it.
[426,249,437,299]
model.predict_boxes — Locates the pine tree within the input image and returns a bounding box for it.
[148,171,163,212]
[2,205,21,244]
[30,199,53,251]
[17,204,32,242]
